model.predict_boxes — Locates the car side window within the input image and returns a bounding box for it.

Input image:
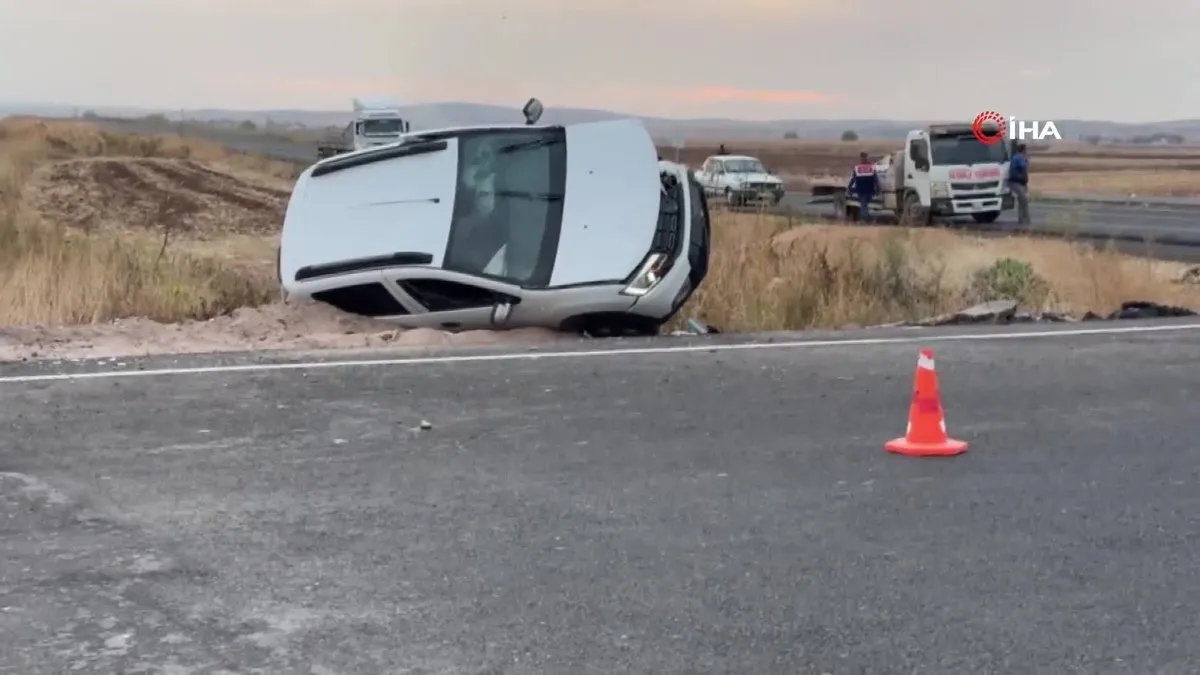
[712,160,723,174]
[398,279,517,312]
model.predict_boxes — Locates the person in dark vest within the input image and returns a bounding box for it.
[1008,142,1030,224]
[848,152,877,222]
[718,143,728,155]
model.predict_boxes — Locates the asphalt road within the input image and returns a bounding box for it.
[3,319,1200,673]
[778,192,1200,262]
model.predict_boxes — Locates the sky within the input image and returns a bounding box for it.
[1,0,1196,122]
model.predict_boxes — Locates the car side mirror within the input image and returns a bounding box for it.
[521,98,544,126]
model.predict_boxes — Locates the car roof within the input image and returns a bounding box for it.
[711,154,759,161]
[312,122,565,166]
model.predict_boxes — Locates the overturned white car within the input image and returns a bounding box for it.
[278,101,711,336]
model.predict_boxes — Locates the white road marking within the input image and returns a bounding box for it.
[0,322,1197,385]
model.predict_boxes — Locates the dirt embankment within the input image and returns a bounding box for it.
[22,157,290,238]
[0,301,566,363]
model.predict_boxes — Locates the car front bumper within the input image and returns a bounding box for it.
[731,186,785,202]
[929,193,1013,216]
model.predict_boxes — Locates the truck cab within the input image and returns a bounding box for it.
[347,97,411,150]
[317,96,414,160]
[887,124,1014,224]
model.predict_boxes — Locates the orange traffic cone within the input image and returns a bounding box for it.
[885,348,968,457]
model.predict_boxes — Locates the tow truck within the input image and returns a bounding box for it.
[812,123,1015,225]
[316,97,413,160]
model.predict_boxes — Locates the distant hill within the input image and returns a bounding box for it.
[4,100,1199,144]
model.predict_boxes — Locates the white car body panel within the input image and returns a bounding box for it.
[280,140,459,284]
[551,118,660,287]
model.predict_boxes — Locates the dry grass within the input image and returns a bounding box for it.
[0,118,290,325]
[1030,170,1200,197]
[675,212,1196,332]
[2,118,1195,335]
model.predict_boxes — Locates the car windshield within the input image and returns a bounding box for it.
[724,159,766,173]
[443,128,567,288]
[360,118,404,136]
[930,135,1009,165]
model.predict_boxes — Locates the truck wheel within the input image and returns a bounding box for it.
[900,193,929,227]
[971,211,1001,224]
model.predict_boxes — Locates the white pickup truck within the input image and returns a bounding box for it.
[693,154,786,206]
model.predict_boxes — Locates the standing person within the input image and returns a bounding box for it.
[718,143,728,155]
[848,152,877,222]
[1009,142,1030,224]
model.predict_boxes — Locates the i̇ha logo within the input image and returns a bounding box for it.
[972,111,1061,145]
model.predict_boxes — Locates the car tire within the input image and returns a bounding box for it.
[724,188,738,209]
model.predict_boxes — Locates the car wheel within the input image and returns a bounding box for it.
[723,188,737,209]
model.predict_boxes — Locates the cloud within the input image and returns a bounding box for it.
[665,87,835,104]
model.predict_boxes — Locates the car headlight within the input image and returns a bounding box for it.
[931,181,950,198]
[621,252,669,296]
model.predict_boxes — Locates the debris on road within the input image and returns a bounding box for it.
[898,299,1197,328]
[1095,300,1198,320]
[669,318,720,336]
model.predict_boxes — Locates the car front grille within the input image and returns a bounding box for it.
[652,173,686,270]
[950,181,1001,191]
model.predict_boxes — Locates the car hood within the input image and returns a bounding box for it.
[550,119,661,287]
[726,172,782,184]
